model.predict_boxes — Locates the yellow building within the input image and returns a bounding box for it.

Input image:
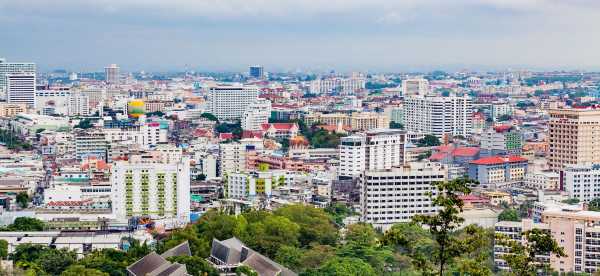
[304,112,388,131]
[0,103,27,118]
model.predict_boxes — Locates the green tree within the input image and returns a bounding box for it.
[274,204,338,247]
[297,245,336,271]
[497,114,512,121]
[274,245,303,272]
[235,265,258,276]
[166,256,219,276]
[417,134,441,147]
[74,249,129,276]
[61,265,108,276]
[325,202,355,226]
[589,198,600,211]
[6,217,45,231]
[412,177,475,276]
[0,240,8,259]
[301,257,377,276]
[244,215,300,258]
[16,192,29,209]
[498,208,520,222]
[200,113,219,122]
[562,198,579,204]
[337,223,394,273]
[75,119,94,129]
[37,248,77,275]
[496,228,566,276]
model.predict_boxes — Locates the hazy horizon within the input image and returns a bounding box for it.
[2,0,600,72]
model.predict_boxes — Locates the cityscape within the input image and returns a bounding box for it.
[3,1,600,276]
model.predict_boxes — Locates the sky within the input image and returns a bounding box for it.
[1,0,600,72]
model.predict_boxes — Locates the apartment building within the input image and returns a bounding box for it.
[480,125,522,156]
[564,164,600,203]
[548,108,600,172]
[110,155,190,228]
[219,138,264,175]
[402,78,429,96]
[309,77,365,94]
[403,95,473,138]
[207,85,259,121]
[467,156,528,189]
[241,99,271,131]
[339,129,406,178]
[360,162,446,230]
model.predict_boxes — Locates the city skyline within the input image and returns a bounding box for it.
[2,0,600,72]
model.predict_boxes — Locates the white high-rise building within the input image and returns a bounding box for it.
[402,78,429,96]
[6,73,36,108]
[103,121,168,149]
[241,99,271,131]
[360,162,446,230]
[339,129,406,178]
[207,85,259,121]
[219,138,264,175]
[0,59,36,92]
[403,95,473,138]
[309,77,366,94]
[111,156,191,228]
[104,64,120,85]
[564,164,600,203]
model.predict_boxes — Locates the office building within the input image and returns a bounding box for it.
[0,59,36,91]
[548,108,600,171]
[207,85,259,121]
[111,156,191,227]
[360,162,446,230]
[104,64,120,85]
[402,78,429,96]
[339,129,406,178]
[403,95,473,138]
[6,73,36,108]
[249,65,264,79]
[241,99,271,131]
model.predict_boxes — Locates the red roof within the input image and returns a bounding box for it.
[429,152,448,161]
[241,130,264,139]
[453,147,480,157]
[219,133,234,140]
[493,125,513,133]
[470,155,528,165]
[261,123,297,131]
[459,195,489,203]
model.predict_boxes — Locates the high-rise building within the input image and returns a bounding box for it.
[0,59,36,92]
[241,99,271,131]
[207,85,259,121]
[339,129,406,178]
[6,73,36,108]
[548,108,600,172]
[219,138,264,175]
[249,65,264,79]
[563,164,600,202]
[104,64,120,85]
[402,78,429,96]
[360,162,446,230]
[403,95,473,138]
[111,155,191,227]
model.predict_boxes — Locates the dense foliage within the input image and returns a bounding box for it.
[417,134,441,147]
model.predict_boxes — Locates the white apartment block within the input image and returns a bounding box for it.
[219,138,264,175]
[403,95,473,138]
[402,78,429,96]
[103,122,167,149]
[339,129,406,178]
[241,99,271,131]
[309,77,365,94]
[524,170,559,191]
[360,162,446,230]
[494,220,551,271]
[0,59,36,91]
[207,85,259,121]
[564,164,600,203]
[6,73,36,108]
[35,90,90,116]
[110,156,191,228]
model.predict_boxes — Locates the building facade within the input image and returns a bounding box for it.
[548,108,600,172]
[241,99,271,131]
[360,162,446,230]
[207,85,259,121]
[403,95,473,138]
[339,129,406,178]
[6,73,36,108]
[110,156,191,227]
